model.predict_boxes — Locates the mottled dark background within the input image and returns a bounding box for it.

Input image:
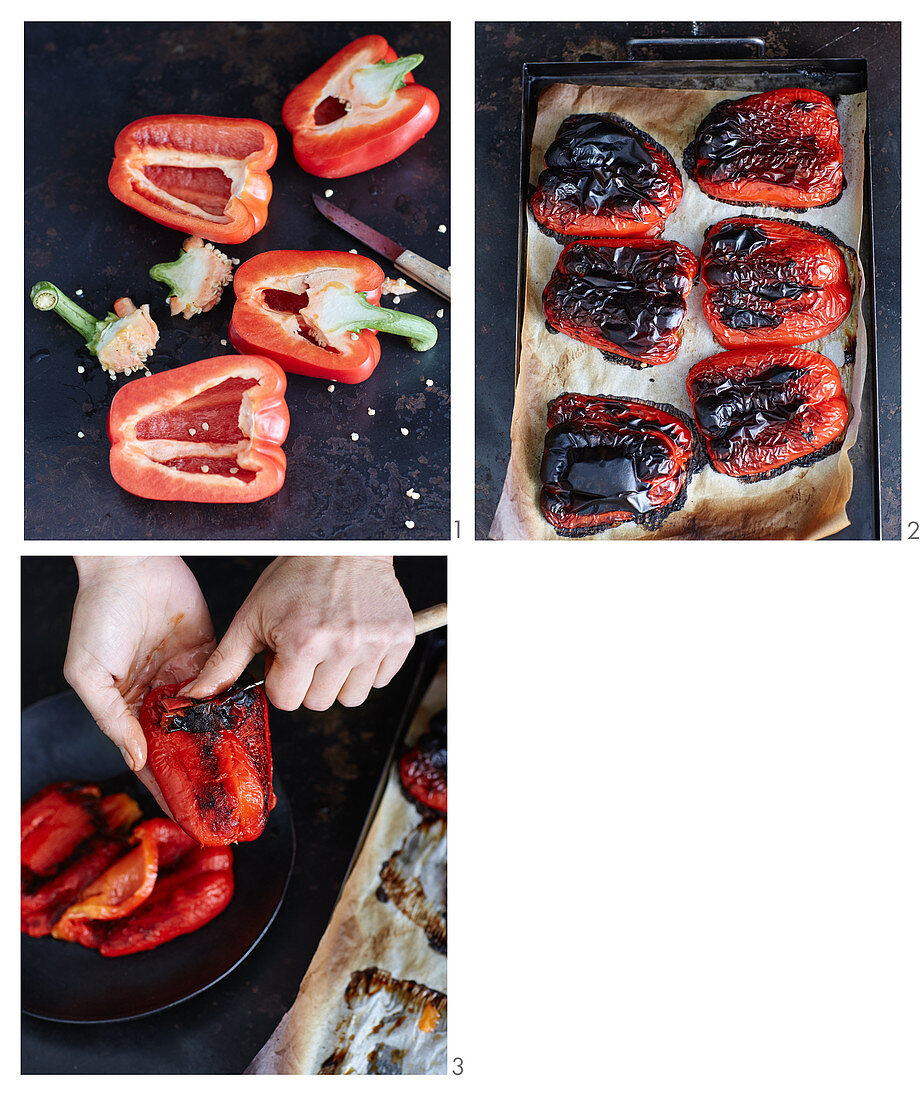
[21,554,446,1072]
[475,22,901,539]
[25,22,450,540]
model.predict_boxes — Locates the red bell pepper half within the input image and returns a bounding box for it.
[542,237,699,365]
[686,88,844,210]
[686,348,849,481]
[398,727,447,817]
[107,355,289,504]
[229,250,438,384]
[540,393,704,536]
[701,217,854,349]
[140,680,276,846]
[282,35,439,178]
[108,115,278,244]
[530,114,683,241]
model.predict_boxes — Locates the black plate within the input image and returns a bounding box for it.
[21,691,296,1024]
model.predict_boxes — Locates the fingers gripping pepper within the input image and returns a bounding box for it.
[282,35,439,178]
[150,236,235,319]
[229,250,438,384]
[108,115,278,244]
[140,680,276,846]
[700,217,854,349]
[30,282,158,376]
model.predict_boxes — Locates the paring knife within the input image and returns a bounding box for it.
[312,194,451,301]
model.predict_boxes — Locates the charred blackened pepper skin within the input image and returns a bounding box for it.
[539,393,705,536]
[701,217,853,349]
[685,88,844,210]
[399,717,447,817]
[543,238,698,365]
[686,348,849,481]
[530,114,683,240]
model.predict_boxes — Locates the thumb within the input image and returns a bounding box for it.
[84,684,148,772]
[184,618,262,699]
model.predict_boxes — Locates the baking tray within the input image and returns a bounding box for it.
[515,47,881,540]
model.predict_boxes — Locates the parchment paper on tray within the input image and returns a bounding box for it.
[490,81,868,540]
[247,667,447,1075]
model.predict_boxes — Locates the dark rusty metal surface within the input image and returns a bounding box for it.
[20,554,447,1072]
[475,21,901,539]
[25,22,450,540]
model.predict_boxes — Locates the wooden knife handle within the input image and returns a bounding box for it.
[413,603,448,635]
[395,249,451,301]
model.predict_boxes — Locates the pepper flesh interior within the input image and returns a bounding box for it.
[314,96,349,125]
[260,287,340,350]
[142,166,232,217]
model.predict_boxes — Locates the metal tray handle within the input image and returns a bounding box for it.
[627,36,765,61]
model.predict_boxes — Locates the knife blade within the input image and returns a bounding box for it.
[312,193,451,301]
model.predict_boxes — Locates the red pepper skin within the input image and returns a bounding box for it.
[701,217,853,349]
[108,115,277,244]
[140,681,276,846]
[540,393,704,536]
[686,348,849,481]
[229,250,386,383]
[398,730,447,817]
[686,88,844,210]
[282,36,439,178]
[530,114,683,241]
[107,355,289,504]
[542,238,698,365]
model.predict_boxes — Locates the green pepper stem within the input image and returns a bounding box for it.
[351,54,424,105]
[340,291,437,352]
[30,281,105,350]
[149,256,185,296]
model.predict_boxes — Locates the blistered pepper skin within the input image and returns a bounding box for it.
[686,348,849,480]
[686,88,844,210]
[700,217,853,349]
[140,681,276,846]
[399,721,447,817]
[530,114,683,240]
[539,393,704,536]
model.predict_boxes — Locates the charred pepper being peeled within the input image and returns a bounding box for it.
[530,114,683,241]
[539,393,704,536]
[700,217,854,349]
[686,348,849,481]
[140,680,276,846]
[685,88,845,210]
[542,237,698,365]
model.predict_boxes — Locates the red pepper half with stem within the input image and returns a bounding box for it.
[542,237,698,366]
[700,217,854,349]
[107,355,289,504]
[282,35,439,178]
[685,88,844,210]
[140,680,275,846]
[229,250,438,384]
[108,115,277,244]
[686,348,849,481]
[539,393,704,536]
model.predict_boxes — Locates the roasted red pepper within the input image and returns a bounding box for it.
[701,217,853,349]
[55,818,234,957]
[229,250,437,384]
[140,680,275,846]
[282,35,439,178]
[542,238,698,365]
[108,115,277,244]
[540,393,704,536]
[530,114,683,241]
[399,714,447,817]
[107,354,289,504]
[686,348,849,481]
[685,88,844,210]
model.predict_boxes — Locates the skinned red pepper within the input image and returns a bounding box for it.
[530,114,683,241]
[140,680,275,846]
[542,238,698,365]
[282,35,439,178]
[540,393,704,536]
[398,713,447,817]
[686,348,849,481]
[54,818,234,957]
[701,217,853,349]
[108,115,277,244]
[229,250,437,384]
[685,88,844,210]
[107,354,289,504]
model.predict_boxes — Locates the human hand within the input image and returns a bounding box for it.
[185,556,416,711]
[64,557,216,780]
